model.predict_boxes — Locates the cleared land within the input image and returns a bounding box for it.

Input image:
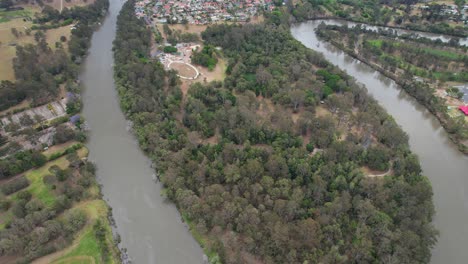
[43,0,96,11]
[169,61,198,79]
[198,56,226,82]
[0,16,35,81]
[0,7,71,81]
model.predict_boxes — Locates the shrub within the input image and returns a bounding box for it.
[62,209,87,233]
[163,46,178,53]
[53,124,76,144]
[1,176,30,195]
[0,199,11,211]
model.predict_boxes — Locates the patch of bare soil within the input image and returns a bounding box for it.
[315,105,331,117]
[255,96,275,119]
[0,255,19,264]
[44,0,95,11]
[435,88,464,107]
[0,100,30,117]
[201,133,219,145]
[197,57,226,82]
[169,61,198,78]
[169,24,208,37]
[180,80,191,98]
[361,166,392,177]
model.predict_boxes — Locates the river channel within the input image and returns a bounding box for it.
[291,20,468,264]
[81,0,204,263]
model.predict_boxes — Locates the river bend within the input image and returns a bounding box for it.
[292,20,468,264]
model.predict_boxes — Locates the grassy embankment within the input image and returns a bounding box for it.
[0,143,119,263]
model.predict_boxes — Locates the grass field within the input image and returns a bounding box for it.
[43,141,80,158]
[51,200,113,264]
[33,199,119,264]
[46,25,72,50]
[9,146,87,207]
[0,8,36,23]
[0,6,71,81]
[367,39,383,48]
[0,18,35,80]
[0,143,120,264]
[44,0,95,11]
[0,17,71,81]
[422,47,461,60]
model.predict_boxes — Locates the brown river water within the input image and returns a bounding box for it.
[292,20,468,264]
[81,0,205,263]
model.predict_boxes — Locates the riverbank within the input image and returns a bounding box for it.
[291,20,468,264]
[315,27,468,154]
[0,0,122,261]
[303,16,468,38]
[81,0,206,262]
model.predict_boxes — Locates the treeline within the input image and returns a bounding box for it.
[162,24,199,45]
[0,150,47,179]
[0,0,109,112]
[317,24,468,82]
[191,45,218,70]
[114,1,437,263]
[288,0,467,37]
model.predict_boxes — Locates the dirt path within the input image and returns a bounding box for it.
[365,167,392,177]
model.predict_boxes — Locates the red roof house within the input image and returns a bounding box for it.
[459,106,468,116]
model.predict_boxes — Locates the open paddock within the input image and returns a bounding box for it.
[43,0,96,11]
[0,19,71,81]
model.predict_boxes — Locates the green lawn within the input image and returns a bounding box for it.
[0,145,119,263]
[0,8,34,23]
[10,147,88,207]
[0,211,12,230]
[52,228,101,264]
[367,39,383,48]
[52,200,118,264]
[422,48,461,60]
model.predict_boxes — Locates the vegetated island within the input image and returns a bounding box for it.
[114,1,438,263]
[316,23,468,154]
[0,0,120,262]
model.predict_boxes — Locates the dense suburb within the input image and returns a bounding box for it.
[114,1,437,263]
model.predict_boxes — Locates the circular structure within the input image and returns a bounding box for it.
[167,61,199,80]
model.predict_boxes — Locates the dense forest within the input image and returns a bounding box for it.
[115,1,437,263]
